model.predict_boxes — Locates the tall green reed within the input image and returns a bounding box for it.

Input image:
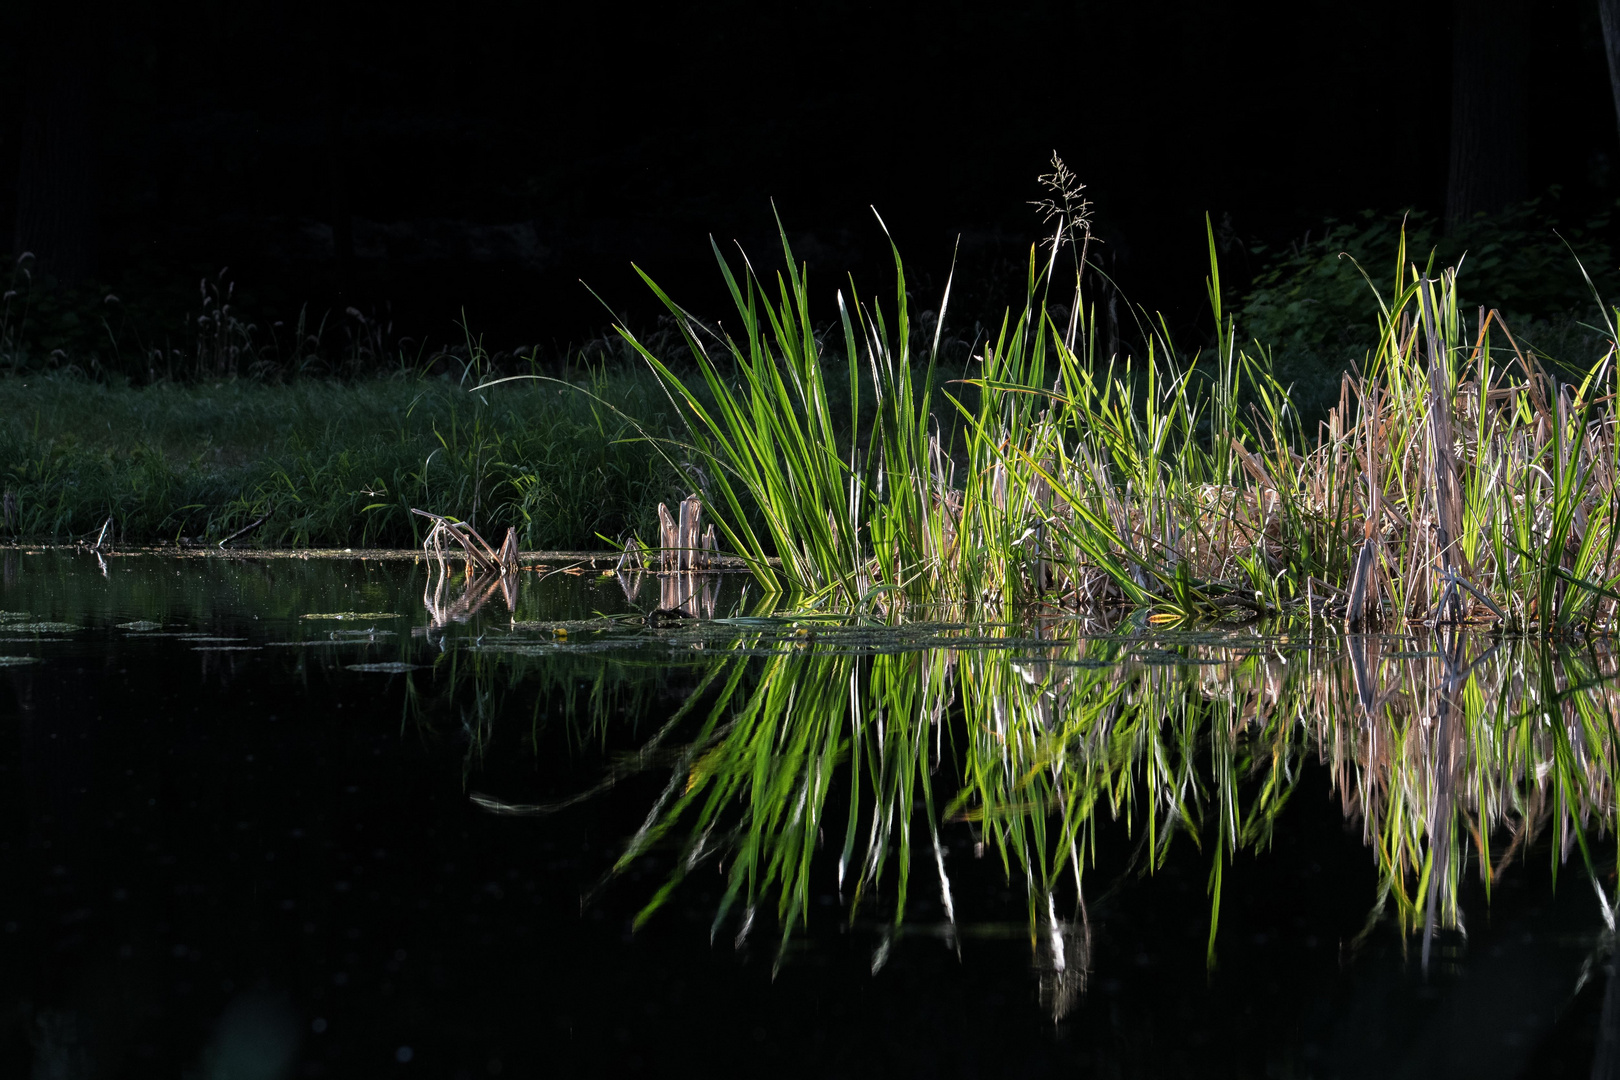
[628,207,1620,632]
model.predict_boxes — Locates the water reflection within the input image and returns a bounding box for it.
[422,557,516,632]
[6,552,1619,1068]
[617,568,720,621]
[198,990,301,1080]
[473,618,1620,1021]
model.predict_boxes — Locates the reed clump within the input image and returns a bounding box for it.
[626,207,1620,633]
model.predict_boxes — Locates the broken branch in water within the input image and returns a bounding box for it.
[217,514,268,549]
[411,508,510,575]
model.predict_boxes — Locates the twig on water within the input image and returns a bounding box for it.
[217,514,268,549]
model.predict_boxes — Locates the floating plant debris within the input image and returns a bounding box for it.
[473,641,632,657]
[119,632,215,638]
[264,639,384,648]
[510,618,635,633]
[302,612,403,621]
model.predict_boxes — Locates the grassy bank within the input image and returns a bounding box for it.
[12,202,1620,635]
[0,367,686,550]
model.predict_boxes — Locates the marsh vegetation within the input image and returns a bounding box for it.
[618,199,1620,632]
[10,174,1620,645]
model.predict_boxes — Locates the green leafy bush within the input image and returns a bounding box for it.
[1239,193,1620,417]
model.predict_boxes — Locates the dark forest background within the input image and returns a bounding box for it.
[2,0,1617,365]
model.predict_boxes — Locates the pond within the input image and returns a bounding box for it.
[0,548,1617,1077]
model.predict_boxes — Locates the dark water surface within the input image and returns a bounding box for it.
[0,549,1615,1078]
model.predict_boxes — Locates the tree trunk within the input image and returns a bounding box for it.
[1601,0,1620,152]
[13,4,98,285]
[326,98,354,298]
[321,21,355,300]
[1445,0,1528,233]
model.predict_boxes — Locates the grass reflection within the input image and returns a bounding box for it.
[554,623,1620,996]
[1323,634,1620,957]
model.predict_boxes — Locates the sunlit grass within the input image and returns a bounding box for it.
[626,214,1620,632]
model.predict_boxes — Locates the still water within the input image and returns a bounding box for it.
[1,548,1617,1077]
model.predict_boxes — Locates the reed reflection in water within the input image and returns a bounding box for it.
[477,619,1616,1017]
